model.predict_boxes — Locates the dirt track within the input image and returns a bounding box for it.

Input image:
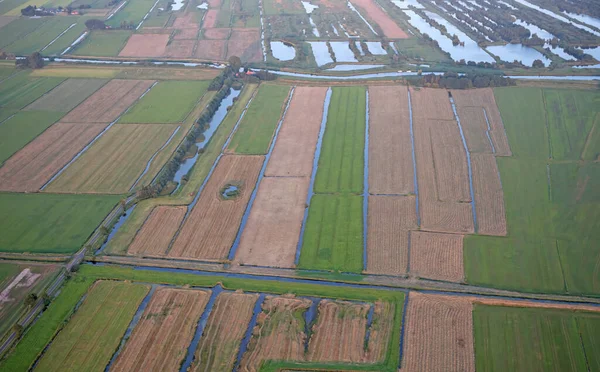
[409,231,464,283]
[128,206,187,256]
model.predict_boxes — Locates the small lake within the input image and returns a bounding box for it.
[365,42,387,55]
[486,44,551,66]
[330,41,357,62]
[309,41,334,66]
[171,0,184,11]
[391,0,423,9]
[513,19,555,40]
[271,41,296,61]
[563,11,600,30]
[513,0,600,37]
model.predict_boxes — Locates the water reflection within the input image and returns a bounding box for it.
[271,41,296,61]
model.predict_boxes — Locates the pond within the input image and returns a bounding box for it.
[221,184,240,198]
[271,41,296,61]
[309,41,334,66]
[562,11,600,30]
[513,19,555,40]
[486,44,551,66]
[365,42,387,55]
[391,0,423,9]
[513,0,600,37]
[330,41,357,62]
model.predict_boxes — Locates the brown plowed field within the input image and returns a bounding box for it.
[456,106,494,154]
[192,291,259,371]
[307,300,370,363]
[173,13,199,28]
[401,292,475,372]
[174,28,199,40]
[164,39,195,58]
[207,0,221,7]
[420,201,474,234]
[195,40,226,60]
[240,296,311,371]
[451,89,511,156]
[367,195,417,276]
[235,177,309,268]
[365,301,395,363]
[471,153,507,236]
[112,287,210,372]
[202,10,219,28]
[128,206,187,256]
[368,86,414,195]
[429,119,471,203]
[169,155,264,261]
[0,123,108,192]
[119,34,170,58]
[265,86,327,177]
[227,29,262,63]
[409,87,454,121]
[409,231,464,282]
[349,0,408,38]
[61,79,154,123]
[203,28,231,39]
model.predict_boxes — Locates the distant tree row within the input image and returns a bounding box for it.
[420,72,516,89]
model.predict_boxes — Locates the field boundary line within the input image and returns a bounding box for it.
[541,89,554,159]
[41,23,77,52]
[363,89,370,271]
[407,89,420,226]
[234,293,266,370]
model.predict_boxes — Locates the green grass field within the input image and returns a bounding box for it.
[473,305,600,372]
[0,0,27,15]
[119,81,210,124]
[106,0,157,27]
[0,108,17,122]
[0,262,19,287]
[0,193,120,254]
[0,65,15,80]
[72,30,132,57]
[0,74,65,109]
[464,87,600,295]
[299,194,363,273]
[394,38,453,63]
[25,78,107,112]
[0,111,64,165]
[42,20,91,56]
[0,17,47,49]
[3,16,82,55]
[46,124,178,194]
[34,280,149,372]
[314,86,365,194]
[227,84,290,154]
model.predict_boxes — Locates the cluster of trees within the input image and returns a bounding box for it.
[420,72,516,89]
[85,19,106,30]
[21,5,53,16]
[16,52,44,69]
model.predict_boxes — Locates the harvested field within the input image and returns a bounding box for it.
[173,14,199,29]
[368,85,413,195]
[61,79,155,123]
[195,39,226,60]
[164,39,195,58]
[420,201,474,234]
[24,78,108,112]
[169,155,264,261]
[227,29,262,63]
[451,88,511,156]
[409,231,464,282]
[429,119,471,203]
[349,0,408,38]
[128,206,186,256]
[409,87,454,121]
[35,281,150,372]
[0,122,108,192]
[265,86,327,177]
[203,28,231,39]
[45,124,178,194]
[402,292,475,372]
[240,296,311,371]
[119,34,170,58]
[471,153,507,236]
[307,300,370,363]
[207,0,221,7]
[174,27,199,39]
[192,291,259,371]
[235,177,309,268]
[203,9,219,28]
[456,106,494,154]
[367,195,417,276]
[112,288,210,372]
[365,301,396,363]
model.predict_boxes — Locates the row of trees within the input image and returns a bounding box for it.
[420,72,516,89]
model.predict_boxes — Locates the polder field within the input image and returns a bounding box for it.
[1,0,600,366]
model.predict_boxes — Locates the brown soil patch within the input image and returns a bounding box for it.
[119,34,170,58]
[307,300,370,363]
[173,13,199,28]
[367,195,417,276]
[202,9,219,28]
[0,122,108,192]
[401,292,475,372]
[420,201,474,234]
[227,29,262,63]
[192,291,259,371]
[368,85,413,194]
[456,106,494,154]
[472,297,600,313]
[128,206,187,256]
[169,155,264,261]
[451,89,512,156]
[240,296,311,371]
[137,27,173,34]
[364,301,395,363]
[112,287,210,371]
[265,86,327,177]
[164,39,196,58]
[410,87,454,121]
[174,27,199,40]
[0,268,40,303]
[195,39,227,60]
[207,0,221,8]
[349,0,408,38]
[235,177,309,268]
[409,231,464,282]
[471,153,507,236]
[62,79,154,123]
[203,27,231,39]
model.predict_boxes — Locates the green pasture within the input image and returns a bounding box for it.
[25,78,107,112]
[227,84,290,154]
[0,0,27,15]
[314,86,365,194]
[3,16,82,55]
[72,30,132,56]
[473,305,600,372]
[42,20,90,56]
[394,38,452,63]
[0,74,65,109]
[106,0,157,27]
[119,80,210,123]
[0,111,64,165]
[0,17,47,49]
[299,194,363,273]
[0,193,120,254]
